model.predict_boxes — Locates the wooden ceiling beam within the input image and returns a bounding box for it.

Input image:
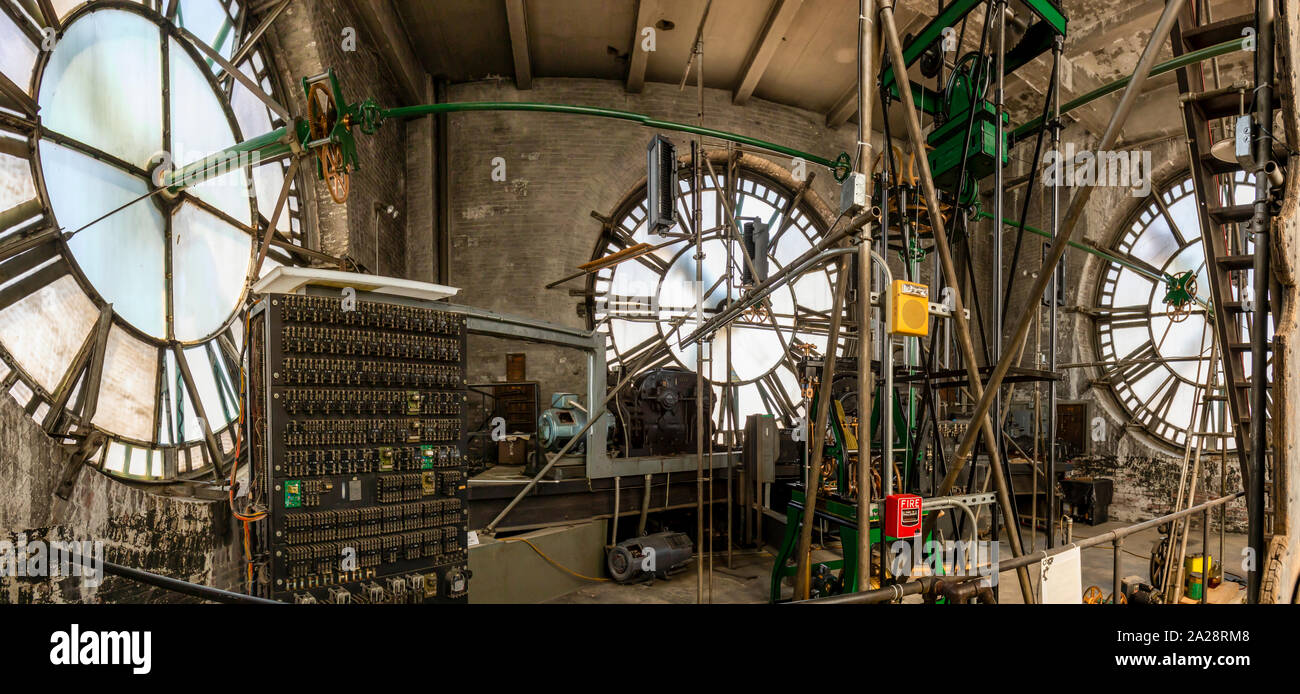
[733,0,805,105]
[504,0,533,89]
[626,0,659,93]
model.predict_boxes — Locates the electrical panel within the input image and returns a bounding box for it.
[248,293,470,604]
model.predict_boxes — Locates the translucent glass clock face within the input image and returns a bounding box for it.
[37,8,254,342]
[592,170,837,428]
[0,0,301,479]
[1093,173,1257,450]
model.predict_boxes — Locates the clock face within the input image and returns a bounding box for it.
[0,0,306,479]
[1091,172,1258,450]
[589,164,838,430]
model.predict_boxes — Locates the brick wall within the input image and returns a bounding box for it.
[264,0,409,275]
[0,396,241,603]
[404,106,437,282]
[440,77,859,397]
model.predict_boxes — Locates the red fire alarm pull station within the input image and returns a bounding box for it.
[885,494,923,538]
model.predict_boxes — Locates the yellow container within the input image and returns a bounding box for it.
[890,280,930,337]
[1185,554,1213,575]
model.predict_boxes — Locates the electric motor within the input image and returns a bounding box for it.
[606,531,693,583]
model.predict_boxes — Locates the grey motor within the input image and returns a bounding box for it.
[606,532,693,583]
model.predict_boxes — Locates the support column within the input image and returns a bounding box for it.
[1247,0,1274,604]
[856,0,876,592]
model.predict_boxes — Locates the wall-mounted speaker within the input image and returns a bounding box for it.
[647,135,677,234]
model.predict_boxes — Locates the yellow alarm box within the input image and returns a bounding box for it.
[889,280,930,337]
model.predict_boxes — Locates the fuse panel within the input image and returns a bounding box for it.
[249,293,470,603]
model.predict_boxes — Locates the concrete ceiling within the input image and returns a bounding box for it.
[364,0,1257,138]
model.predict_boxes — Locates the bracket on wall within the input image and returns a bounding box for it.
[54,430,107,501]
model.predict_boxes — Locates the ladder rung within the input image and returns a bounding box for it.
[1200,152,1242,175]
[1182,14,1257,51]
[1208,204,1254,225]
[1185,90,1247,121]
[1217,254,1255,271]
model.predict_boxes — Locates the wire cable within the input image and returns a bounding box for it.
[499,537,611,582]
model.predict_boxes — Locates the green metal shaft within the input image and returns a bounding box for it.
[976,210,1212,312]
[975,210,1161,281]
[381,102,842,170]
[163,125,295,191]
[1011,37,1245,143]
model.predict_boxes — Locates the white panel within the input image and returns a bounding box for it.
[127,446,147,476]
[184,342,236,431]
[231,61,292,233]
[103,441,126,473]
[0,15,37,89]
[42,140,167,337]
[169,37,251,225]
[177,0,236,62]
[0,152,37,212]
[37,9,163,166]
[171,201,250,341]
[1039,547,1083,604]
[0,274,97,391]
[92,327,157,442]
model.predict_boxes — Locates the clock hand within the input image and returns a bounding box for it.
[61,187,169,242]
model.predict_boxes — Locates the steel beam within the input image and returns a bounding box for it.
[42,305,112,435]
[793,257,851,600]
[626,0,658,92]
[231,0,292,67]
[171,344,226,479]
[1247,0,1273,605]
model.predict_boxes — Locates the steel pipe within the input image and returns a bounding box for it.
[793,257,852,599]
[101,559,282,605]
[799,491,1242,604]
[856,0,877,598]
[1247,0,1274,605]
[998,492,1242,574]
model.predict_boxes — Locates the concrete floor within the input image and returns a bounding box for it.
[995,520,1247,604]
[547,549,779,604]
[545,521,1248,604]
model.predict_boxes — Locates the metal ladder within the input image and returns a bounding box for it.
[1169,4,1279,534]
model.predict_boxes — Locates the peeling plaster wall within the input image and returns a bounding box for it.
[0,396,240,603]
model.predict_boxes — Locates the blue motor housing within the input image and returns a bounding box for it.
[538,393,609,452]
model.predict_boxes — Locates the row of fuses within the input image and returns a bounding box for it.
[278,294,464,336]
[283,527,463,577]
[279,388,464,416]
[279,445,461,477]
[281,325,462,361]
[278,358,463,388]
[281,418,462,447]
[281,498,464,545]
